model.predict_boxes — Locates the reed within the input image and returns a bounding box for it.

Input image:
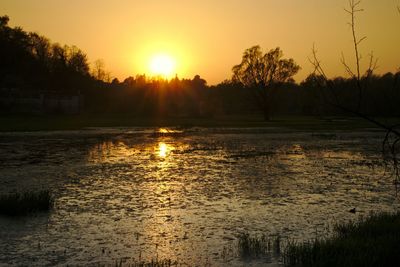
[0,190,53,216]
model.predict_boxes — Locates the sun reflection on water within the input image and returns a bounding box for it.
[158,128,170,134]
[4,130,399,266]
[159,142,168,157]
[157,142,176,158]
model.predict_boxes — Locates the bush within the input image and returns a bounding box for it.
[0,190,53,216]
[283,212,400,267]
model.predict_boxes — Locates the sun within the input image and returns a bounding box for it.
[149,54,176,78]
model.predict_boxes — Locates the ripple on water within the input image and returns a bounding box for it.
[0,129,398,266]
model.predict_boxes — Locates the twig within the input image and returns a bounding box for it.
[341,53,356,77]
[342,0,367,111]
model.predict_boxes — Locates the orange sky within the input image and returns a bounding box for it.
[2,0,400,84]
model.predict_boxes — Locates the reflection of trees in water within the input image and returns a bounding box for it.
[0,135,100,193]
[225,139,385,201]
[0,131,397,266]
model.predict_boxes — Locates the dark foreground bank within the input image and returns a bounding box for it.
[1,114,398,132]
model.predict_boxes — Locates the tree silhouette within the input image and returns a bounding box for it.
[0,15,9,27]
[232,46,300,120]
[67,46,89,75]
[92,59,106,81]
[309,0,400,181]
[29,33,50,63]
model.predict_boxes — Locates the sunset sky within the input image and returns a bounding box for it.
[2,0,399,84]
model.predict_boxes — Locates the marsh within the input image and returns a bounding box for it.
[0,127,398,266]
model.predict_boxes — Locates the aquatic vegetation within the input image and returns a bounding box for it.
[113,258,175,267]
[0,190,53,216]
[283,212,400,266]
[0,129,397,266]
[237,232,282,260]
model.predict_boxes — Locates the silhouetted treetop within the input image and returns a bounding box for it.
[301,73,327,88]
[0,16,9,27]
[0,15,91,92]
[1,15,399,118]
[232,46,300,88]
[232,46,300,120]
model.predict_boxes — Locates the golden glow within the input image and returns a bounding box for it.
[130,41,190,81]
[149,54,176,78]
[88,139,185,163]
[88,141,134,163]
[157,142,174,158]
[3,1,400,84]
[156,142,179,158]
[158,128,183,134]
[159,142,168,157]
[158,128,170,134]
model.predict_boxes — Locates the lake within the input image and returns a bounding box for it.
[0,127,399,266]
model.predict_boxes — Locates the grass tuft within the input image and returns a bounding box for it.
[238,233,281,260]
[283,212,400,266]
[0,190,53,216]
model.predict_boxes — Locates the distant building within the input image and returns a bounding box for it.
[0,88,84,114]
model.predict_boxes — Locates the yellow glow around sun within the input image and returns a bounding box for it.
[131,41,191,79]
[149,54,176,78]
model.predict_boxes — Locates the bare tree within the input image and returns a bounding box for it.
[309,0,400,182]
[92,59,106,81]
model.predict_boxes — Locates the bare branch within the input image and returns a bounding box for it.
[309,46,344,106]
[365,52,378,78]
[341,52,356,77]
[310,0,400,183]
[357,36,367,45]
[342,0,366,110]
[309,46,328,80]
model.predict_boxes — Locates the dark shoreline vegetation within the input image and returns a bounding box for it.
[0,190,53,216]
[1,114,400,132]
[237,212,400,267]
[1,15,400,121]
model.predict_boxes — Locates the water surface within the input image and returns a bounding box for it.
[0,128,398,266]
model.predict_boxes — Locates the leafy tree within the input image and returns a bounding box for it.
[232,46,300,120]
[29,33,51,64]
[0,15,9,27]
[67,46,89,75]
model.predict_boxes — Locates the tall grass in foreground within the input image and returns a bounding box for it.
[113,259,176,267]
[283,212,400,267]
[0,190,53,216]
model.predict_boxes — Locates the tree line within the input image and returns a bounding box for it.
[0,16,90,93]
[0,15,399,118]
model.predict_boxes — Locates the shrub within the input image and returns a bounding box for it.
[0,190,53,216]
